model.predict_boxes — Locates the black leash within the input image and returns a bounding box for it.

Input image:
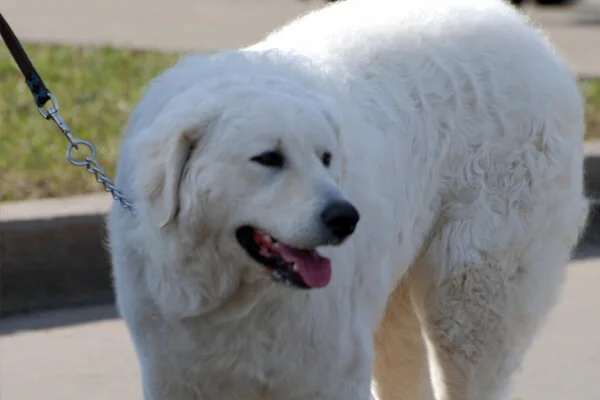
[0,13,51,108]
[0,13,133,209]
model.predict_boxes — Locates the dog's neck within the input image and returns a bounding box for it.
[193,274,279,325]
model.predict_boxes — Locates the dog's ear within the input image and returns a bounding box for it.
[140,129,196,227]
[134,93,220,228]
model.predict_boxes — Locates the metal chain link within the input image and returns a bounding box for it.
[39,93,133,210]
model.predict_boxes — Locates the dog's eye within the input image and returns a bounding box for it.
[251,150,285,168]
[321,151,332,167]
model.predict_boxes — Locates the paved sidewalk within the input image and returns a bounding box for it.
[1,0,600,77]
[1,255,600,400]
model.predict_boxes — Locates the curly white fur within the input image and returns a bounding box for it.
[107,0,588,399]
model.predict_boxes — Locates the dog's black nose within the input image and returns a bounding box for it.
[321,201,360,241]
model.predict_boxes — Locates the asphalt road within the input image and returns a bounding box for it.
[1,254,599,400]
[1,0,600,77]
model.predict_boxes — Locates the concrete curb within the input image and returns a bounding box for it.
[0,195,113,316]
[2,143,600,317]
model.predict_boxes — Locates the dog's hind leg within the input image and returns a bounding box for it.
[372,276,434,400]
[406,224,580,400]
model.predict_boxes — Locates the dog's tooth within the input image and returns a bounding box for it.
[262,234,272,243]
[292,263,298,272]
[273,242,280,249]
[272,270,283,281]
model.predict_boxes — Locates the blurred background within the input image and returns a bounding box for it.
[0,0,599,399]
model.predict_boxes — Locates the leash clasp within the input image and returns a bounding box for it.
[38,93,77,147]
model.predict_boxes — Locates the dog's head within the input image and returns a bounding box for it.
[132,69,359,291]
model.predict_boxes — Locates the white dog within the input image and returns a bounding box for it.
[107,0,588,399]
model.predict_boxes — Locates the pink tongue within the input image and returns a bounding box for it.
[277,245,331,288]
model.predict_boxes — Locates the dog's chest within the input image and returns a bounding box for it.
[181,297,372,398]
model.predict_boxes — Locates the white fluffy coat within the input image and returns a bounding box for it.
[107,0,588,399]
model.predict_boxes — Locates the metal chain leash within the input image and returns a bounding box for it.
[1,13,133,210]
[39,94,133,210]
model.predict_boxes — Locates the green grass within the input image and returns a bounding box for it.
[1,43,600,202]
[0,43,180,202]
[582,80,600,141]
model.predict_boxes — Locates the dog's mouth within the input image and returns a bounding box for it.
[235,226,332,289]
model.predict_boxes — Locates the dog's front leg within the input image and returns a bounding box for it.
[142,377,198,400]
[139,359,201,400]
[308,360,374,400]
[314,383,374,400]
